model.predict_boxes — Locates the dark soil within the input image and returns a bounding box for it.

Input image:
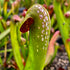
[44,47,70,70]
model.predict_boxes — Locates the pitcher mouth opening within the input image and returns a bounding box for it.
[20,17,34,33]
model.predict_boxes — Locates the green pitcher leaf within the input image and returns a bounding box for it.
[20,4,51,70]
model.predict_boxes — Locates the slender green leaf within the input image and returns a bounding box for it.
[10,22,24,70]
[0,28,10,40]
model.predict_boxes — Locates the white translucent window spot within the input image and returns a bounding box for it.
[46,27,49,30]
[39,15,43,19]
[41,9,44,12]
[42,30,44,33]
[42,25,44,28]
[45,16,48,21]
[37,49,39,52]
[42,38,44,41]
[44,12,47,16]
[47,27,49,30]
[38,6,41,9]
[42,22,44,25]
[41,35,43,37]
[45,36,47,39]
[47,36,49,39]
[38,27,40,29]
[43,19,46,22]
[35,5,38,7]
[46,32,48,35]
[46,22,48,27]
[37,10,39,13]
